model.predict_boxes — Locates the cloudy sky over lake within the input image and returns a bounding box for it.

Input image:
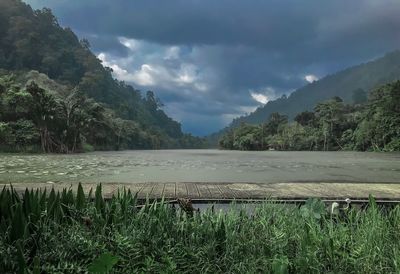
[26,0,400,135]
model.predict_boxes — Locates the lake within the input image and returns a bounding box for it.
[0,149,399,184]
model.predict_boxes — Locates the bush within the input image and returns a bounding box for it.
[384,138,400,151]
[82,142,95,152]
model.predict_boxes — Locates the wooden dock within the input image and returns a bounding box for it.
[2,182,400,202]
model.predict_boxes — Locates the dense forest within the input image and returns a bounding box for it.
[0,0,205,152]
[210,50,400,144]
[219,81,400,151]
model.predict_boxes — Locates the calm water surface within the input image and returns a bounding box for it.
[0,149,399,183]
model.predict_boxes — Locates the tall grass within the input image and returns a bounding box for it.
[0,184,399,273]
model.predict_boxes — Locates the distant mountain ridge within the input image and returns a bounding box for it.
[209,50,400,143]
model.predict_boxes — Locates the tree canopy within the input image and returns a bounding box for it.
[219,81,400,152]
[210,50,400,143]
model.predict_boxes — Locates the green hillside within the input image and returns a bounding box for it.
[219,80,400,152]
[210,51,400,143]
[0,0,204,152]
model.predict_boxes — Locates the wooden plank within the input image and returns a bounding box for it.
[150,183,165,198]
[225,183,253,199]
[3,182,400,201]
[186,183,200,199]
[163,183,176,199]
[271,182,303,199]
[206,184,224,199]
[138,183,154,199]
[175,183,187,198]
[207,184,221,199]
[197,183,212,199]
[241,183,269,199]
[125,183,144,197]
[218,184,237,199]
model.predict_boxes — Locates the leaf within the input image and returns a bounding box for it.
[88,252,119,274]
[10,204,26,243]
[95,184,104,213]
[32,256,40,274]
[16,241,27,274]
[300,198,326,220]
[272,255,289,274]
[76,183,86,210]
[368,194,377,209]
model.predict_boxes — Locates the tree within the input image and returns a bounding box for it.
[0,122,12,147]
[1,75,32,120]
[294,111,316,127]
[11,119,39,150]
[145,90,164,111]
[314,97,345,150]
[26,81,57,152]
[352,88,367,105]
[263,112,288,136]
[58,89,88,152]
[0,0,199,150]
[354,81,400,151]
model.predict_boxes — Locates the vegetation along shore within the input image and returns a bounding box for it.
[219,81,400,151]
[1,185,400,273]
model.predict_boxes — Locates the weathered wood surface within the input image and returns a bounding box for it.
[2,182,400,201]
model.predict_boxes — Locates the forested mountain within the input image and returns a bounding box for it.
[219,80,400,151]
[0,0,205,152]
[210,50,400,143]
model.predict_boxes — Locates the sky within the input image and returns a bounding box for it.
[26,0,400,136]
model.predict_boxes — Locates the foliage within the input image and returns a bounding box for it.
[88,253,119,274]
[0,73,206,152]
[353,81,400,151]
[352,88,367,105]
[0,0,205,152]
[1,185,400,273]
[226,50,400,129]
[300,198,326,219]
[220,80,400,151]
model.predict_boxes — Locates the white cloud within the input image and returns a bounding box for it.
[164,46,180,60]
[194,83,208,92]
[131,64,158,86]
[118,37,141,51]
[175,63,197,85]
[98,52,131,79]
[98,52,209,92]
[250,92,269,104]
[305,74,318,83]
[249,86,278,104]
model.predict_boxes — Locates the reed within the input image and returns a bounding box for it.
[0,184,399,273]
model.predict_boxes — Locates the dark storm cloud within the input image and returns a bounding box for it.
[28,1,400,51]
[31,0,317,47]
[26,0,400,135]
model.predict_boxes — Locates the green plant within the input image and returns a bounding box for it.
[300,198,326,219]
[88,253,119,274]
[0,185,399,273]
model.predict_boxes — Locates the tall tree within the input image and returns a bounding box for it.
[26,81,57,152]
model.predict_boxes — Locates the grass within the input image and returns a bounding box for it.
[0,184,400,273]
